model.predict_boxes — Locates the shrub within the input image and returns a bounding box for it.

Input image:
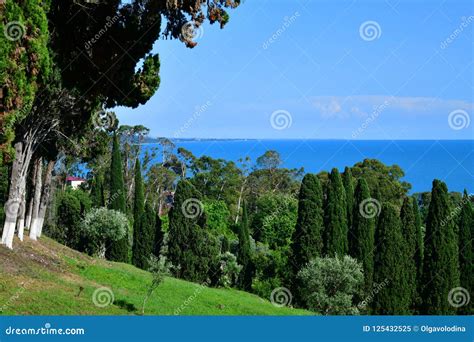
[80,207,130,258]
[56,191,82,246]
[297,255,363,315]
[216,252,242,287]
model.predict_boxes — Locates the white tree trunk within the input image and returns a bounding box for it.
[26,195,33,230]
[37,160,55,238]
[17,189,26,241]
[29,157,43,241]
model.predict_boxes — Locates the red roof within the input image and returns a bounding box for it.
[66,176,86,182]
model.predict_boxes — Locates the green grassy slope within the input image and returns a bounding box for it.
[0,237,309,315]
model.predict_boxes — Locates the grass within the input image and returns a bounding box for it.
[0,237,310,315]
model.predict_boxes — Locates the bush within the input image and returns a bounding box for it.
[56,191,82,247]
[80,207,130,258]
[297,255,363,315]
[216,252,242,287]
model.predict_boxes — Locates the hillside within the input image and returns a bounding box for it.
[0,237,309,315]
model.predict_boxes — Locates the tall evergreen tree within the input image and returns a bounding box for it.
[153,213,164,257]
[349,178,375,296]
[400,197,417,312]
[132,204,156,269]
[324,168,348,256]
[290,174,324,276]
[132,159,146,267]
[343,167,355,231]
[372,203,409,314]
[412,196,424,312]
[168,180,219,283]
[90,174,105,207]
[458,190,473,314]
[237,201,253,290]
[421,180,460,315]
[106,133,129,262]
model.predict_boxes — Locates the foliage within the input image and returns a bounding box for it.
[400,197,418,312]
[324,168,348,256]
[372,203,410,314]
[106,133,129,262]
[297,255,364,315]
[420,180,460,315]
[90,173,105,207]
[458,190,473,315]
[216,252,242,288]
[343,167,355,230]
[153,214,164,257]
[349,178,375,297]
[80,207,129,258]
[55,191,82,247]
[204,200,234,238]
[237,201,253,290]
[142,255,171,315]
[133,204,156,270]
[132,159,146,268]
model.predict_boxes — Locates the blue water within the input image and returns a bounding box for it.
[147,140,474,194]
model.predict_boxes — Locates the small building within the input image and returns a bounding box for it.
[66,176,86,189]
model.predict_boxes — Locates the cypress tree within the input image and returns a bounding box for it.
[324,168,348,256]
[372,203,409,314]
[106,133,129,262]
[237,201,253,290]
[90,173,105,207]
[168,180,219,282]
[349,178,375,295]
[421,180,460,315]
[290,174,324,275]
[132,159,145,267]
[412,196,424,312]
[132,203,156,269]
[343,167,354,230]
[458,190,473,314]
[400,197,417,312]
[153,213,164,257]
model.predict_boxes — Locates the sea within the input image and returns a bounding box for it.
[145,139,474,194]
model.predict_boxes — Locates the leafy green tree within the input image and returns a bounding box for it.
[400,197,418,312]
[297,255,363,315]
[458,190,473,314]
[204,200,234,239]
[290,174,324,279]
[106,133,129,262]
[421,180,460,315]
[132,159,145,267]
[80,208,129,258]
[343,167,355,230]
[56,191,82,247]
[372,203,409,314]
[349,178,375,297]
[324,168,348,256]
[90,174,105,207]
[237,201,253,290]
[168,180,219,283]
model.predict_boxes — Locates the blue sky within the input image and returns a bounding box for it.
[115,0,474,139]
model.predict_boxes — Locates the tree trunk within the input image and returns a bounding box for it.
[234,181,246,224]
[29,157,43,240]
[37,159,55,238]
[25,159,38,230]
[17,189,26,241]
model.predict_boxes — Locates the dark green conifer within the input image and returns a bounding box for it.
[400,197,417,312]
[458,190,473,314]
[343,167,354,230]
[132,159,145,267]
[237,201,253,290]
